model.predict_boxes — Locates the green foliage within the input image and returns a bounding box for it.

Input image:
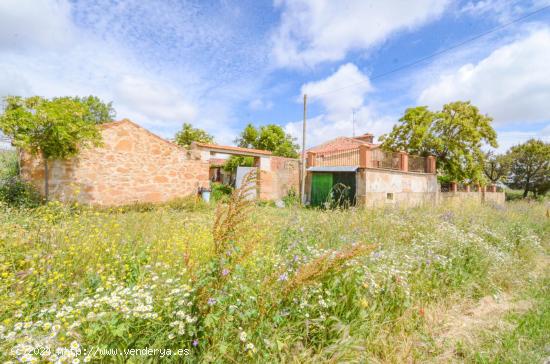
[0,96,104,159]
[0,201,547,362]
[484,151,511,183]
[222,155,254,172]
[506,139,550,198]
[0,95,106,200]
[505,189,525,201]
[380,101,497,182]
[100,196,211,213]
[211,182,233,202]
[75,95,116,124]
[282,188,300,207]
[235,123,299,158]
[174,122,214,148]
[0,151,41,207]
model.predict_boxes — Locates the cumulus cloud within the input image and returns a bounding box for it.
[0,0,271,142]
[272,0,449,68]
[418,28,550,126]
[114,76,197,127]
[461,0,550,23]
[285,63,394,147]
[0,0,74,50]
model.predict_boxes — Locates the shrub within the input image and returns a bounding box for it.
[211,182,233,202]
[505,189,525,201]
[282,188,300,207]
[0,151,41,208]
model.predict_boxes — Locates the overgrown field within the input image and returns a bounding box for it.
[0,199,548,363]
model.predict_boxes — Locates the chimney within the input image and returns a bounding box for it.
[355,133,374,144]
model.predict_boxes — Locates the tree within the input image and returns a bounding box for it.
[76,95,116,124]
[235,123,299,158]
[174,123,214,148]
[223,156,254,172]
[0,96,106,200]
[506,139,550,198]
[484,152,511,184]
[380,101,497,182]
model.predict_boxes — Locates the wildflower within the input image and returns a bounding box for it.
[239,331,247,342]
[245,342,255,351]
[207,298,216,306]
[278,273,288,282]
[221,268,230,276]
[192,339,199,347]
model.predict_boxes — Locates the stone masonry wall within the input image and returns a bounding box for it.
[20,120,210,206]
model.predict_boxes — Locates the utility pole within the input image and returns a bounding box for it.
[301,94,307,205]
[352,109,356,137]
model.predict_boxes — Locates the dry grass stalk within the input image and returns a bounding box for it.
[283,243,376,295]
[211,169,257,256]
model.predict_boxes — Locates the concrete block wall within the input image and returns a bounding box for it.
[440,191,505,205]
[258,156,300,200]
[21,120,210,206]
[356,168,439,207]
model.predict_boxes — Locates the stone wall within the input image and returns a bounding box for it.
[258,156,300,200]
[356,168,439,207]
[21,120,210,206]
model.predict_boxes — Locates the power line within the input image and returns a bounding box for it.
[311,4,550,97]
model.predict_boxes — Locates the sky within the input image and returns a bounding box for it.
[1,0,549,152]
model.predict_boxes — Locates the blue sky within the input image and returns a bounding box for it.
[1,0,549,152]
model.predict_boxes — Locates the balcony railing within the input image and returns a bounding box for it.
[408,155,427,173]
[313,147,360,167]
[370,150,400,170]
[307,146,435,174]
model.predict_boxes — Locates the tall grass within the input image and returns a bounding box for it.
[0,198,547,362]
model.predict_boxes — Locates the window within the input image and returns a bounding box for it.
[386,193,393,200]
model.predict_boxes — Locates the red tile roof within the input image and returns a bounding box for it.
[193,142,273,156]
[308,136,379,154]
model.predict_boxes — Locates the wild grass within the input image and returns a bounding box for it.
[0,197,548,363]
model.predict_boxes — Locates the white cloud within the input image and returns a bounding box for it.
[114,76,197,126]
[495,129,550,152]
[0,0,74,50]
[272,0,449,68]
[461,0,550,23]
[248,98,273,111]
[0,0,271,144]
[418,28,550,126]
[300,63,372,115]
[285,63,394,147]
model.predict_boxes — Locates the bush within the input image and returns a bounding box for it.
[282,188,300,207]
[0,151,42,208]
[505,189,525,201]
[211,182,233,202]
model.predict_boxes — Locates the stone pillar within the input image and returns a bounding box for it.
[426,155,436,174]
[399,152,409,172]
[306,152,316,167]
[359,145,370,168]
[465,185,471,192]
[489,184,496,192]
[451,181,458,193]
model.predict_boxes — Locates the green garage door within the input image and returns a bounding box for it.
[311,173,333,207]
